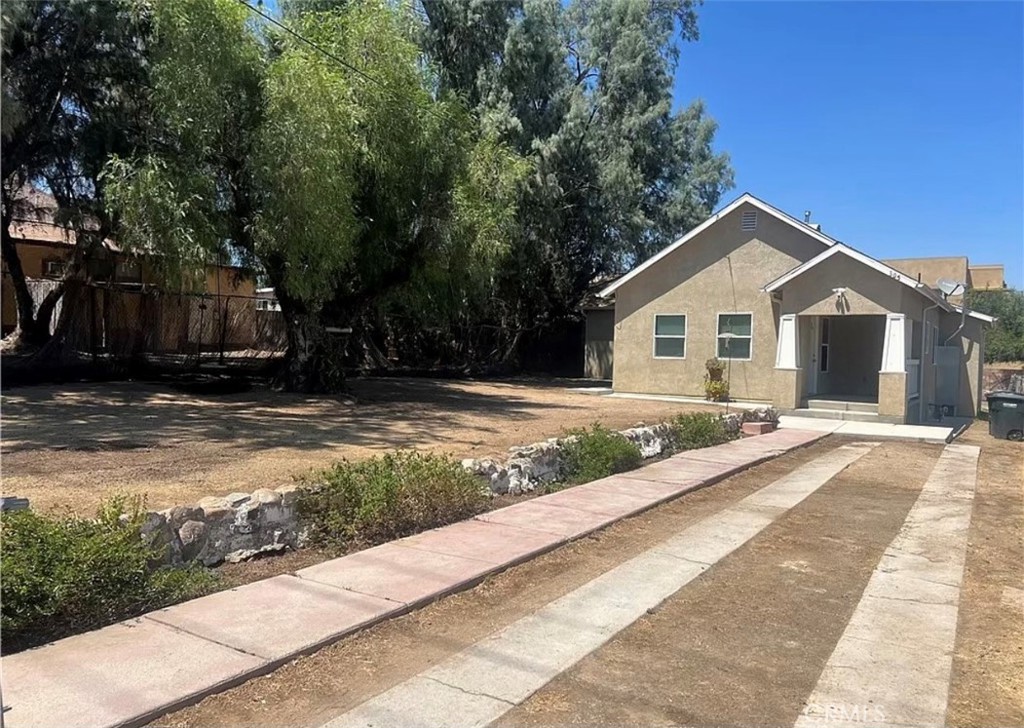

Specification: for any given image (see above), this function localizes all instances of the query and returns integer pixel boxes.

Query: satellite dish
[936,278,966,297]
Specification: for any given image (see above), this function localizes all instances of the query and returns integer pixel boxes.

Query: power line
[234,0,388,90]
[234,0,457,124]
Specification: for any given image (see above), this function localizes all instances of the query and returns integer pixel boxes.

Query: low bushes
[298,451,489,550]
[1,496,215,654]
[670,411,736,450]
[560,424,643,484]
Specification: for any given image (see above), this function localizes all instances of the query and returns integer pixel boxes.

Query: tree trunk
[30,279,83,364]
[277,310,346,393]
[1,212,45,347]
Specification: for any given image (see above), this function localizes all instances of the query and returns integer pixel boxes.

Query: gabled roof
[598,193,838,298]
[762,243,953,311]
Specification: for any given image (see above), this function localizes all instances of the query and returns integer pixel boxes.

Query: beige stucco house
[595,193,996,424]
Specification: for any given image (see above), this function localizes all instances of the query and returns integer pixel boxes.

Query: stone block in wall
[197,496,233,521]
[177,520,208,563]
[276,483,302,506]
[140,511,181,568]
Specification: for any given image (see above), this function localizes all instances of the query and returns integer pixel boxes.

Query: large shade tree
[105,0,525,391]
[419,0,734,359]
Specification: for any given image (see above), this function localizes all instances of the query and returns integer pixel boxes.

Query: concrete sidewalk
[777,415,954,442]
[0,428,826,728]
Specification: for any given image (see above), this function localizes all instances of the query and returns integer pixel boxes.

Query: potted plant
[705,357,725,382]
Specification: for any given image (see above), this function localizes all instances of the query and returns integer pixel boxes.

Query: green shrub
[671,412,735,451]
[298,451,488,550]
[0,496,215,654]
[704,378,730,401]
[560,424,643,484]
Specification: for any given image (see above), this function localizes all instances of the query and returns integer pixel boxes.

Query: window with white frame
[717,313,752,359]
[653,314,686,358]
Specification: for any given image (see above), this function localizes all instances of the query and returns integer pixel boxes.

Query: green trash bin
[986,392,1024,441]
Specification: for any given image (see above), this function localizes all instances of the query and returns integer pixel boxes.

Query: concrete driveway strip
[321,443,875,728]
[795,443,980,728]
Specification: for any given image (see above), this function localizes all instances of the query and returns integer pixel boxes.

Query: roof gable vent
[741,210,757,231]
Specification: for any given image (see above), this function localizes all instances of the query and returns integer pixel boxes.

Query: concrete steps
[787,406,903,425]
[803,397,879,414]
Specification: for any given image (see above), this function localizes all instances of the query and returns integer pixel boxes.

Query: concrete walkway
[0,428,825,728]
[778,415,954,442]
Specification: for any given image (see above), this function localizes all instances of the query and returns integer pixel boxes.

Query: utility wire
[234,0,389,90]
[234,0,456,123]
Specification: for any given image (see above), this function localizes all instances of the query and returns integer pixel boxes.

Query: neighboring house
[1,189,256,338]
[882,256,1006,299]
[596,193,997,424]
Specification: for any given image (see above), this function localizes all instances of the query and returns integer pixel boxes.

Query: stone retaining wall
[144,407,778,567]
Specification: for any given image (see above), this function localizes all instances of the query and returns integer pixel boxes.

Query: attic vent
[741,210,757,231]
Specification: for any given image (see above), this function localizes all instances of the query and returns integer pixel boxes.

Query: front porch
[774,313,918,424]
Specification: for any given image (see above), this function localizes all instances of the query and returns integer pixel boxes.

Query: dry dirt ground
[148,433,1023,728]
[1,377,713,514]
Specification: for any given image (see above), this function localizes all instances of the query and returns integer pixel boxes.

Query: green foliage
[670,412,735,451]
[104,0,527,389]
[0,496,215,653]
[560,423,643,484]
[297,452,488,549]
[412,0,734,367]
[966,289,1024,362]
[704,378,729,402]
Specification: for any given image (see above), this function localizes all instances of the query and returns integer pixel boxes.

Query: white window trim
[717,312,754,361]
[652,313,687,359]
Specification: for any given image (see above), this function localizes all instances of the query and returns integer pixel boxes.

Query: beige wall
[779,255,910,317]
[584,308,614,380]
[612,201,824,400]
[883,256,968,289]
[968,264,1005,290]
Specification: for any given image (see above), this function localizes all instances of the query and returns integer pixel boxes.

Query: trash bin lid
[987,391,1024,403]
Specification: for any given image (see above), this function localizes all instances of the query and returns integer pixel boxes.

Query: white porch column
[775,314,799,369]
[880,313,907,373]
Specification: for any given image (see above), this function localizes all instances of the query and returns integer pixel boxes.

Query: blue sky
[676,1,1024,288]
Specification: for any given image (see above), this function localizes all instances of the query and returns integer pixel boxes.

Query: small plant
[298,451,488,550]
[671,412,735,451]
[560,423,642,484]
[0,495,216,654]
[704,378,730,401]
[704,357,725,381]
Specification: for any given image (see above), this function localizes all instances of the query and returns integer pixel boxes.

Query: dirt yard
[1,378,714,514]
